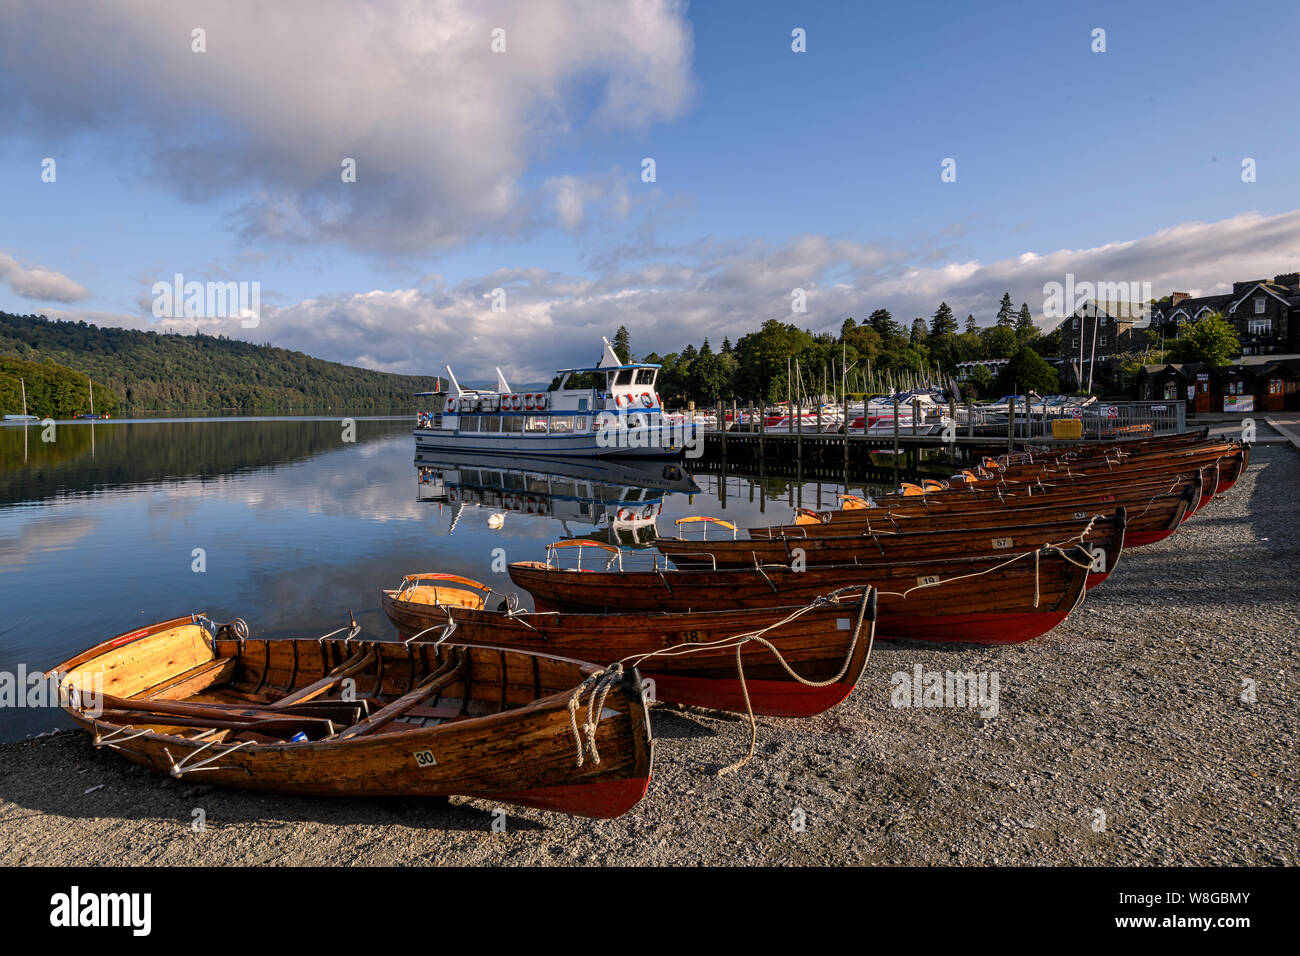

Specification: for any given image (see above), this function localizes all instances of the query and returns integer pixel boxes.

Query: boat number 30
[412,750,438,767]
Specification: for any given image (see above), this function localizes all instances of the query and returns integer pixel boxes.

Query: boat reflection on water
[415,451,700,546]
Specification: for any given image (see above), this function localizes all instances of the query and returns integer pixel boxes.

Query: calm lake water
[0,416,891,741]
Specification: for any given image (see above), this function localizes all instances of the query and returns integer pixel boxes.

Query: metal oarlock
[164,739,253,777]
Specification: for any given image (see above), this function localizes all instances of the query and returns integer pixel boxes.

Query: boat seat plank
[141,658,237,701]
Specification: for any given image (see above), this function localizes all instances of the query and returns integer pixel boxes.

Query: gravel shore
[2,445,1296,866]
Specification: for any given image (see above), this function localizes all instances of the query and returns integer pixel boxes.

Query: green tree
[612,325,632,363]
[980,324,1017,359]
[732,320,816,401]
[966,364,994,399]
[867,308,904,344]
[1166,313,1242,367]
[992,345,1060,396]
[1015,303,1037,344]
[930,301,958,338]
[995,292,1015,328]
[909,317,928,344]
[964,313,977,333]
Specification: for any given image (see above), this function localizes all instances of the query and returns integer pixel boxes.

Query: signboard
[1104,405,1119,419]
[1224,395,1254,412]
[1151,405,1167,412]
[1187,385,1196,400]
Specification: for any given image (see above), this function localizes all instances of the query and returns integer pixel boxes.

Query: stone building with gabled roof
[1150,273,1300,355]
[1056,299,1152,390]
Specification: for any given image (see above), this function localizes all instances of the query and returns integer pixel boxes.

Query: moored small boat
[49,615,654,818]
[509,542,1096,645]
[381,573,877,718]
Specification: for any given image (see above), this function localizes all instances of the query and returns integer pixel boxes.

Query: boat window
[550,416,574,433]
[502,415,523,432]
[577,398,588,411]
[615,369,634,386]
[524,416,548,433]
[459,416,479,432]
[635,368,656,385]
[481,416,502,433]
[573,416,588,432]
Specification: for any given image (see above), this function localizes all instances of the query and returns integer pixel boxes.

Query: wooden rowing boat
[947,442,1245,498]
[381,574,877,718]
[656,513,1124,582]
[49,616,653,818]
[509,543,1095,644]
[774,474,1198,548]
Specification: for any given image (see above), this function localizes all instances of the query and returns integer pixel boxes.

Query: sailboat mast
[20,377,27,416]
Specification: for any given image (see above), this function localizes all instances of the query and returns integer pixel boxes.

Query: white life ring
[640,392,653,407]
[446,397,456,413]
[509,394,520,410]
[537,392,548,409]
[617,507,633,521]
[521,394,532,410]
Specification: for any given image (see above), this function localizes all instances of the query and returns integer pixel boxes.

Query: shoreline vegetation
[0,312,439,417]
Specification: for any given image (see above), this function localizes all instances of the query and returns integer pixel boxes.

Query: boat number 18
[413,750,438,767]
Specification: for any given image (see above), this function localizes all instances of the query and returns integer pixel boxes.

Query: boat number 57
[413,750,438,767]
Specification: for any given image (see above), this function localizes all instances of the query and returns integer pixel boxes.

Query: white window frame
[1255,297,1266,314]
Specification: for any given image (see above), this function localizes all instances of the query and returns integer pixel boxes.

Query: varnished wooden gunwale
[657,514,1123,570]
[758,484,1191,542]
[382,592,874,687]
[941,445,1242,493]
[49,623,654,818]
[509,544,1094,628]
[794,469,1205,527]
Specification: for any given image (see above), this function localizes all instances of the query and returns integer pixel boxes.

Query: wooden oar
[97,709,334,737]
[269,647,377,709]
[336,654,468,740]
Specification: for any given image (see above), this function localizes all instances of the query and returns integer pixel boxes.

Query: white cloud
[0,0,695,254]
[35,208,1300,383]
[0,253,91,303]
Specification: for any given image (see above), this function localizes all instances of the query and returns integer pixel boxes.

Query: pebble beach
[1,444,1296,866]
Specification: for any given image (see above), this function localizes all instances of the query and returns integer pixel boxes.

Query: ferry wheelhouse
[415,339,688,458]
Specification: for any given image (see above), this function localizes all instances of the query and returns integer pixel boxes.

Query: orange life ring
[640,392,653,407]
[446,397,456,413]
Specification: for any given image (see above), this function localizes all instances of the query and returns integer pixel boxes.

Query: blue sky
[2,0,1299,381]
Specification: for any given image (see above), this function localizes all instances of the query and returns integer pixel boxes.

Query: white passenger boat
[414,339,691,458]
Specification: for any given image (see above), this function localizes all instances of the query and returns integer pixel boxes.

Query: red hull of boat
[487,775,652,819]
[1124,526,1179,547]
[645,671,855,718]
[875,608,1072,645]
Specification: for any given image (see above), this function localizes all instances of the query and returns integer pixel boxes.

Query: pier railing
[687,399,1185,442]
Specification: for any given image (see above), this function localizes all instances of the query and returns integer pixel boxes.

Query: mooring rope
[612,587,874,776]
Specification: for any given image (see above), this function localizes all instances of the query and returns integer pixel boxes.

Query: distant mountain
[0,312,439,413]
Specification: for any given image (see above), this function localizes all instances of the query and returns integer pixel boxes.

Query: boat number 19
[412,750,438,767]
[916,575,940,586]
